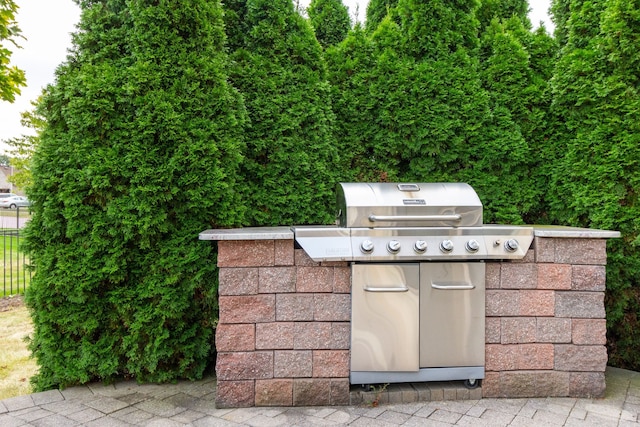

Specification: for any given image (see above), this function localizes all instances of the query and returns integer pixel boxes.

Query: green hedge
[25,0,245,390]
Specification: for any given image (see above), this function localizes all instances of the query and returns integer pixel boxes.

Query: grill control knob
[414,240,428,253]
[465,239,480,253]
[360,240,374,254]
[440,239,454,253]
[504,239,519,252]
[387,240,401,254]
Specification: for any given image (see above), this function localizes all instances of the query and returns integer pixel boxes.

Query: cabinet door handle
[364,286,409,292]
[431,283,475,290]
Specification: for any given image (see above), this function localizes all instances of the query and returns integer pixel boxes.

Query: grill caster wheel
[464,379,480,389]
[362,384,373,392]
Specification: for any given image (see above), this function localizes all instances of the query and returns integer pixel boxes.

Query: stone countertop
[199,226,294,240]
[199,225,621,241]
[531,225,620,239]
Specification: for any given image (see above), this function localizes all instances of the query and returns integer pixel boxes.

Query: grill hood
[337,183,483,228]
[293,182,533,262]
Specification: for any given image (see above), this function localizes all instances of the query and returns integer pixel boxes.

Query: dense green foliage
[307,0,351,48]
[549,0,640,369]
[0,0,25,102]
[227,0,339,226]
[23,0,640,388]
[25,0,245,390]
[328,0,537,223]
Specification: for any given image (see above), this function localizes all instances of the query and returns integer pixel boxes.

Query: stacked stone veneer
[483,236,608,399]
[214,235,610,407]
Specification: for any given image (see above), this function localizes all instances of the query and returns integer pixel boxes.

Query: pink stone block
[274,350,312,378]
[295,249,319,266]
[537,264,572,290]
[333,267,351,294]
[555,292,605,319]
[218,240,275,267]
[572,265,606,291]
[275,294,314,321]
[255,322,294,349]
[312,350,349,378]
[555,239,607,265]
[294,322,332,349]
[501,263,537,289]
[216,324,255,352]
[481,372,501,398]
[517,344,554,370]
[485,344,518,371]
[297,267,334,293]
[536,318,571,343]
[536,371,570,397]
[534,237,556,263]
[501,318,536,344]
[572,319,607,345]
[294,379,331,406]
[485,263,501,289]
[275,239,294,266]
[497,371,538,398]
[485,317,501,344]
[519,290,555,316]
[520,290,555,316]
[331,379,351,405]
[219,295,275,323]
[255,379,293,406]
[216,380,254,408]
[259,267,296,293]
[218,268,259,295]
[485,290,520,316]
[570,372,606,398]
[314,294,351,321]
[331,323,351,349]
[217,351,274,380]
[554,345,608,372]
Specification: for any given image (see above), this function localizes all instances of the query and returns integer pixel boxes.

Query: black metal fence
[1,207,31,297]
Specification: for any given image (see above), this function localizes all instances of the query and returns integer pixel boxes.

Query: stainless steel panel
[292,226,352,261]
[293,225,533,261]
[420,263,485,368]
[351,263,420,372]
[347,226,534,262]
[337,183,483,228]
[351,366,484,385]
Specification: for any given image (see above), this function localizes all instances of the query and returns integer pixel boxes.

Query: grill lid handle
[368,214,462,223]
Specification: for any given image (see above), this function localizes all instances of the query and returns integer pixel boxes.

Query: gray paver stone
[134,398,186,418]
[2,394,34,412]
[85,396,130,414]
[32,390,64,406]
[30,413,80,427]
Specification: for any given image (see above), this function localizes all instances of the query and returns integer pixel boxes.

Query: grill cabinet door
[419,262,485,368]
[351,263,420,372]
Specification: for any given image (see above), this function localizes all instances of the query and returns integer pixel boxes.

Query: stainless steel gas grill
[293,183,534,388]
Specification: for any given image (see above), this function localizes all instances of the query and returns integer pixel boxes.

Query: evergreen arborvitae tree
[477,15,559,221]
[227,0,339,226]
[365,0,398,32]
[307,0,351,48]
[550,0,640,370]
[222,0,250,52]
[24,0,245,391]
[325,24,382,181]
[476,0,530,29]
[551,0,572,46]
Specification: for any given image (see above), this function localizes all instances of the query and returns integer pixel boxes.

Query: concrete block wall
[215,239,351,408]
[483,237,608,398]
[214,235,610,407]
